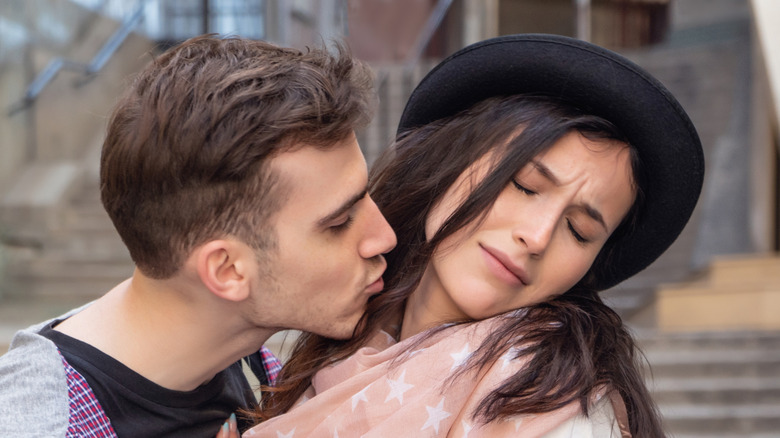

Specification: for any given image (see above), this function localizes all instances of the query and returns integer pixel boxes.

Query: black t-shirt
[40,322,267,437]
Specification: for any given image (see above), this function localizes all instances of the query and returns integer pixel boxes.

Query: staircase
[0,141,133,352]
[632,254,780,437]
[0,1,153,352]
[639,329,780,438]
[3,161,133,302]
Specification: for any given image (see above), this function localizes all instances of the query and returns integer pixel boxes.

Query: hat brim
[397,34,704,290]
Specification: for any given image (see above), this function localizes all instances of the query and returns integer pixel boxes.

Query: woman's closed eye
[512,179,536,196]
[566,219,589,243]
[513,178,591,244]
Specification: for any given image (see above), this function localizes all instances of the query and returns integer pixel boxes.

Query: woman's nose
[512,214,556,257]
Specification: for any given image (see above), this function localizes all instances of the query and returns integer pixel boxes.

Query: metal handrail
[8,2,145,116]
[404,0,453,71]
[372,0,452,95]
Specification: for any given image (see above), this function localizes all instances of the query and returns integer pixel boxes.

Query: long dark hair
[256,95,663,437]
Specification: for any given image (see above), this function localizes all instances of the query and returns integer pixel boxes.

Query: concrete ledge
[0,161,81,242]
[1,162,79,207]
[656,253,780,331]
[658,286,780,331]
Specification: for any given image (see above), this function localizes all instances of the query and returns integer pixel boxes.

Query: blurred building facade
[1,0,779,435]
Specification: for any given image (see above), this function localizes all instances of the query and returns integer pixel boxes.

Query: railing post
[575,0,592,42]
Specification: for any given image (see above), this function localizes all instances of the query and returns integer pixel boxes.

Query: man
[0,35,396,437]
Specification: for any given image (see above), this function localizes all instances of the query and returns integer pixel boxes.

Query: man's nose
[358,196,397,259]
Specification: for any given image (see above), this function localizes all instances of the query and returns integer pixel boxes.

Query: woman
[231,34,704,437]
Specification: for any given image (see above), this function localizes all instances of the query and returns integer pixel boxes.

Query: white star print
[277,428,295,438]
[333,428,339,438]
[461,419,473,437]
[501,346,522,370]
[421,398,451,433]
[352,385,369,412]
[514,416,524,431]
[408,347,428,358]
[384,369,414,404]
[513,415,535,431]
[295,394,310,407]
[450,343,471,371]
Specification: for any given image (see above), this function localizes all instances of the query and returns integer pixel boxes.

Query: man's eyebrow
[531,160,608,231]
[316,189,367,227]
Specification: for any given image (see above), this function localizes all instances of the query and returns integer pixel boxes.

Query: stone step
[672,434,780,438]
[5,275,128,302]
[661,403,780,435]
[635,329,780,436]
[655,254,780,327]
[58,205,116,233]
[4,251,133,300]
[8,247,132,271]
[658,279,780,298]
[641,341,780,356]
[705,255,780,285]
[649,360,780,380]
[637,329,780,350]
[9,252,134,278]
[31,229,130,260]
[42,238,130,261]
[0,295,94,354]
[651,376,780,404]
[642,345,780,379]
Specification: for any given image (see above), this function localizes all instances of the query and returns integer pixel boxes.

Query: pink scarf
[244,317,631,437]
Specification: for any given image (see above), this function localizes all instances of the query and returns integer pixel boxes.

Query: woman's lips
[480,244,529,286]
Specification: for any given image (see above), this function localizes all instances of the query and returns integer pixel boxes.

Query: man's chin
[325,328,356,341]
[319,320,360,341]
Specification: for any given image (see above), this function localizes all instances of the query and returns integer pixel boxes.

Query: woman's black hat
[398,34,705,291]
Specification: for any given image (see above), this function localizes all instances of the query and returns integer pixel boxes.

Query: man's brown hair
[100,35,374,278]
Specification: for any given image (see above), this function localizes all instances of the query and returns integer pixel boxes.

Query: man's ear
[195,240,252,302]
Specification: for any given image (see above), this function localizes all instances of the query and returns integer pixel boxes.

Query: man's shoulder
[2,314,67,373]
[4,302,90,355]
[0,306,91,437]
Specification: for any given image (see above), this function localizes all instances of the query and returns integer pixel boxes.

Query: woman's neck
[399,267,462,340]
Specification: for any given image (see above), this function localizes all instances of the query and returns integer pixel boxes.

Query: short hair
[101,35,375,278]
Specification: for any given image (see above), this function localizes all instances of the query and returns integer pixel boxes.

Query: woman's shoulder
[540,392,630,438]
[449,389,630,438]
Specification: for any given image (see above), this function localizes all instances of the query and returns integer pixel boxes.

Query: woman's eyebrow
[531,160,607,231]
[531,159,560,185]
[583,204,607,232]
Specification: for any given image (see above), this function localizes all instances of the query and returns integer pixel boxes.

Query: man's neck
[54,273,275,391]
